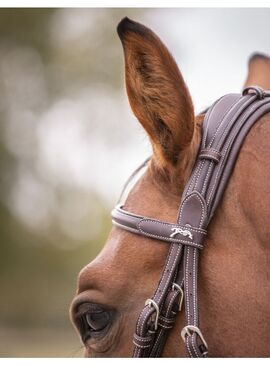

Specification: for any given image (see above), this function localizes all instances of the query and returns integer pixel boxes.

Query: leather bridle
[111,86,270,357]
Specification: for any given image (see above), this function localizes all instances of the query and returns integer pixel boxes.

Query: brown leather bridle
[111,86,270,357]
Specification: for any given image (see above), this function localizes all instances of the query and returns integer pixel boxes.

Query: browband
[112,205,207,249]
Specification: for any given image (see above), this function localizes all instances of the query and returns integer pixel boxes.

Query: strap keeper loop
[242,85,266,100]
[199,148,221,163]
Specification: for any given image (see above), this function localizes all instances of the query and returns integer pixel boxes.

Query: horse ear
[244,53,270,90]
[117,17,195,170]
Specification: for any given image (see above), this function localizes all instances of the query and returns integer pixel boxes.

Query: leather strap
[112,205,207,249]
[111,86,270,357]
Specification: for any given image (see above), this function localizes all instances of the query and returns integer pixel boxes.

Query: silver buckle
[181,325,208,350]
[145,299,160,331]
[172,283,184,312]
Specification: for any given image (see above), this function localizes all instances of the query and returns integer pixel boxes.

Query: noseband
[111,86,270,357]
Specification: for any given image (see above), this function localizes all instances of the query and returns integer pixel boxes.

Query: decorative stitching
[151,330,163,356]
[214,95,256,150]
[191,333,200,358]
[193,248,198,326]
[186,336,193,358]
[199,153,220,161]
[133,334,152,343]
[132,342,151,349]
[202,94,226,147]
[208,95,246,147]
[158,324,173,329]
[194,159,206,191]
[185,247,190,322]
[138,306,153,336]
[155,244,182,302]
[187,160,203,195]
[137,230,203,249]
[137,244,182,338]
[201,161,214,196]
[207,100,266,206]
[138,219,207,234]
[166,291,179,316]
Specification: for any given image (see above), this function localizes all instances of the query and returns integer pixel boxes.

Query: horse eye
[75,303,113,342]
[85,311,110,332]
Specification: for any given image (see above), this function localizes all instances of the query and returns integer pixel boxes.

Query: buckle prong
[172,283,184,312]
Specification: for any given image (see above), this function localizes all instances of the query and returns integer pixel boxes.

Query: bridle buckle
[181,325,208,351]
[145,299,160,331]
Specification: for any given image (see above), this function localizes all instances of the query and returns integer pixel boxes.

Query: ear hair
[117,17,195,174]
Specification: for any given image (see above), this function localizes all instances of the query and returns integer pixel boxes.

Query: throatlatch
[111,86,270,357]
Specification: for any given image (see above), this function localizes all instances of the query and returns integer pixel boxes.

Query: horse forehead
[77,227,168,295]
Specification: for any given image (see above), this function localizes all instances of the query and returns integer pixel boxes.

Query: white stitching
[158,324,173,329]
[185,247,190,322]
[193,249,197,326]
[138,307,152,336]
[201,147,221,153]
[198,97,249,196]
[208,95,246,147]
[132,343,151,349]
[155,244,182,303]
[214,95,256,149]
[202,95,225,147]
[139,219,207,234]
[151,330,163,356]
[194,160,206,191]
[192,333,200,358]
[166,291,179,316]
[187,160,203,195]
[133,335,152,342]
[186,336,193,357]
[201,161,214,195]
[207,100,264,206]
[137,244,182,336]
[199,153,220,160]
[138,231,203,249]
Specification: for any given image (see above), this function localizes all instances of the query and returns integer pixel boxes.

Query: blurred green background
[0,7,269,357]
[0,8,147,357]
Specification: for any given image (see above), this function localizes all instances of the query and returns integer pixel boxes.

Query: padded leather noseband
[111,86,270,357]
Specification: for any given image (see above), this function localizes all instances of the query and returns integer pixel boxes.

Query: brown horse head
[70,18,270,357]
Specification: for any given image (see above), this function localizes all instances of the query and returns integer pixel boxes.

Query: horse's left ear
[117,17,195,171]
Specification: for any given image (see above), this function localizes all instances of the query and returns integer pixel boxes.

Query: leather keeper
[158,315,176,329]
[199,148,222,163]
[133,334,152,348]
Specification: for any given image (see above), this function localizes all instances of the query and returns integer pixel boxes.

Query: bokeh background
[0,8,269,357]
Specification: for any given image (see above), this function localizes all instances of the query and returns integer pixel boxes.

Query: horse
[70,17,270,357]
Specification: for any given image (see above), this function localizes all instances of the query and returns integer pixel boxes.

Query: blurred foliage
[0,8,145,357]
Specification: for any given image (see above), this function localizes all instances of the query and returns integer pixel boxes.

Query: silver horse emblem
[170,227,193,240]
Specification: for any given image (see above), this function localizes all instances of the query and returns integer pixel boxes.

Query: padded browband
[112,205,207,249]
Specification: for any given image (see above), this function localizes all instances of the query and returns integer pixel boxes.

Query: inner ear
[117,17,195,171]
